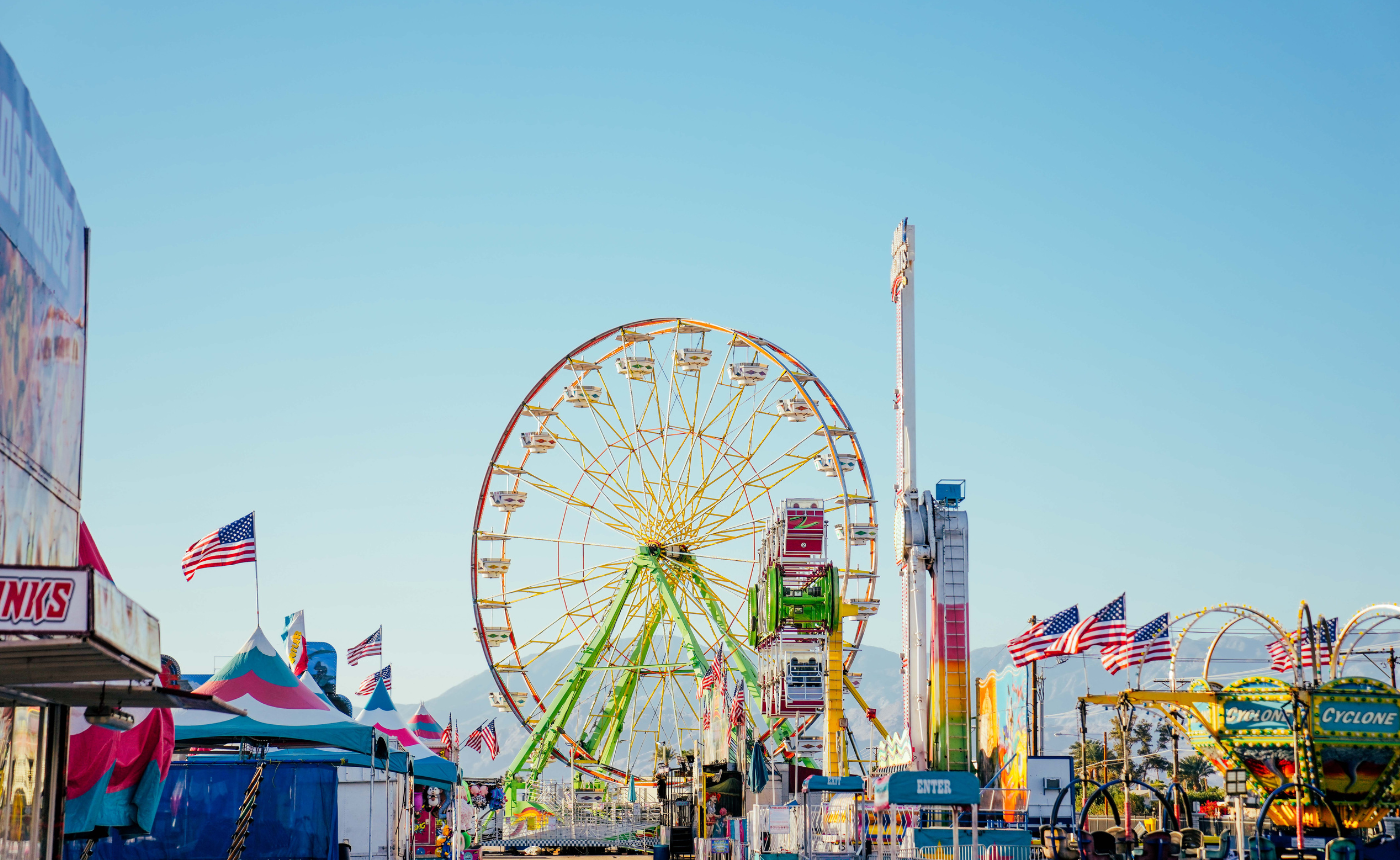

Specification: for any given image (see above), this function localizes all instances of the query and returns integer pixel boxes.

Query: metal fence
[915,846,1038,860]
[1080,815,1256,838]
[486,780,662,845]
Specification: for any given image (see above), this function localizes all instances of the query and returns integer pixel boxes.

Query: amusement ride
[466,222,1400,860]
[468,318,885,797]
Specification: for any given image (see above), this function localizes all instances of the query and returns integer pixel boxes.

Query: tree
[1156,721,1177,753]
[1068,739,1106,780]
[1140,752,1170,780]
[1176,755,1214,791]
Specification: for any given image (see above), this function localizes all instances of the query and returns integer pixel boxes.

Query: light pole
[1225,769,1249,860]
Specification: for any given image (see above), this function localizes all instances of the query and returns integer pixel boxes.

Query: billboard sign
[0,41,89,565]
[307,641,337,694]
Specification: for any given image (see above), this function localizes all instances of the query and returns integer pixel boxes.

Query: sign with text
[0,566,88,633]
[1222,699,1292,732]
[873,770,982,809]
[1315,700,1400,734]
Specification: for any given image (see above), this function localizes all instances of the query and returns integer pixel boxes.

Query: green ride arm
[503,551,652,786]
[685,570,773,737]
[647,558,711,678]
[579,603,663,764]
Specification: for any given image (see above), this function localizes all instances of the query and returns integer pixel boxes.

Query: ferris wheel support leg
[502,551,651,804]
[647,562,712,679]
[580,604,664,764]
[684,570,772,735]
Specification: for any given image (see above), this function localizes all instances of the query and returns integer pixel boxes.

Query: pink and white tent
[356,679,457,786]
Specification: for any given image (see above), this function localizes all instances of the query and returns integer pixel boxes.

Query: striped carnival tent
[298,671,339,708]
[64,521,178,838]
[65,708,174,837]
[174,628,375,754]
[356,680,458,787]
[407,704,445,750]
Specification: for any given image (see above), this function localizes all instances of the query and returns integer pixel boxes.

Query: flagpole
[252,511,261,626]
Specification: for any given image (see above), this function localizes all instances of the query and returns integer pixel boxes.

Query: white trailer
[337,765,414,860]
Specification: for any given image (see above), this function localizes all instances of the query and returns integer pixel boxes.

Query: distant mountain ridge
[413,635,1390,776]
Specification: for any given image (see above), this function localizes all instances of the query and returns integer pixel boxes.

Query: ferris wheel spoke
[546,418,653,523]
[503,559,631,603]
[592,372,672,524]
[689,410,788,508]
[672,342,738,495]
[512,473,638,536]
[693,442,820,530]
[675,559,748,642]
[679,420,786,529]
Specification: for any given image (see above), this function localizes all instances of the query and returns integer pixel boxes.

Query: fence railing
[1080,815,1257,838]
[914,846,1038,860]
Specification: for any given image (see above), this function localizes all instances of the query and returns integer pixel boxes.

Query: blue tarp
[65,761,338,860]
[191,748,412,775]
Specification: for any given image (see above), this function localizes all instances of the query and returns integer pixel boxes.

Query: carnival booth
[869,772,1031,860]
[405,704,458,858]
[355,683,459,789]
[71,627,415,860]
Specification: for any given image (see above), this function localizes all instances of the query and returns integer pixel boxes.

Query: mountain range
[403,635,1389,777]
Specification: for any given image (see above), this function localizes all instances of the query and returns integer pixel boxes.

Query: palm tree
[1176,756,1214,791]
[1068,739,1106,781]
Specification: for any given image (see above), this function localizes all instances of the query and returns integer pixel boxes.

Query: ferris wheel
[470,319,878,785]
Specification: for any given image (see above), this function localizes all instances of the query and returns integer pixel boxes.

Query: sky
[0,2,1395,705]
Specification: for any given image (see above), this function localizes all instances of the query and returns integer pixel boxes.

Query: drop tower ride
[891,220,973,773]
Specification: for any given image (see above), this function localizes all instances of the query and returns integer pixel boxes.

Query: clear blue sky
[2,2,1395,704]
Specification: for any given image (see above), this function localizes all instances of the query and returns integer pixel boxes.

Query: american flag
[181,513,257,581]
[1008,606,1079,667]
[466,720,498,759]
[1100,614,1172,675]
[1046,594,1129,657]
[1304,618,1337,666]
[347,627,383,666]
[357,664,391,695]
[699,646,725,694]
[731,683,746,727]
[1269,618,1336,672]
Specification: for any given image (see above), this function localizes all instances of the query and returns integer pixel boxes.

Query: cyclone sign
[1223,699,1292,731]
[1316,701,1400,734]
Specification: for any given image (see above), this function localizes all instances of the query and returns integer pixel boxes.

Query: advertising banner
[0,42,89,566]
[976,664,1028,819]
[307,641,337,694]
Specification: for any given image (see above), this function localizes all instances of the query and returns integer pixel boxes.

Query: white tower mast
[891,219,930,769]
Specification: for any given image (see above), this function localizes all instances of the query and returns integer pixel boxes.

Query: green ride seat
[1325,839,1357,860]
[1248,837,1279,860]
